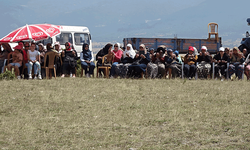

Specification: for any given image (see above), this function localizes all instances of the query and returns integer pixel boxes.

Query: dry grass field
[0,78,250,149]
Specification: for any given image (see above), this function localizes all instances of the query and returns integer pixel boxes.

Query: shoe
[38,75,42,80]
[29,74,32,79]
[61,74,65,78]
[17,76,21,80]
[110,76,114,79]
[189,77,192,80]
[34,75,37,79]
[85,73,90,78]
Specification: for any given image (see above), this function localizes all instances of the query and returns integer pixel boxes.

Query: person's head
[24,42,30,51]
[126,44,133,51]
[201,46,207,53]
[139,44,147,54]
[13,45,22,53]
[46,43,53,50]
[243,48,247,54]
[174,50,179,57]
[65,42,71,50]
[54,42,61,51]
[2,43,12,52]
[167,49,173,56]
[82,43,89,51]
[188,46,194,54]
[225,47,230,54]
[157,47,165,55]
[114,43,121,51]
[233,47,239,55]
[18,42,24,50]
[219,47,225,55]
[30,42,36,51]
[38,43,44,51]
[149,48,155,54]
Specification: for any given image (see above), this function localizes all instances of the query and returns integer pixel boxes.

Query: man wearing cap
[213,47,229,80]
[197,46,212,79]
[184,46,198,79]
[6,45,23,79]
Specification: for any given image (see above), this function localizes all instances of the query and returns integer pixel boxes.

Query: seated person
[27,43,42,79]
[196,46,212,79]
[110,43,123,78]
[80,43,95,78]
[96,43,113,77]
[6,45,23,79]
[213,47,229,80]
[115,44,136,78]
[228,47,244,80]
[165,49,181,78]
[128,44,150,78]
[153,47,165,78]
[0,43,12,73]
[61,42,77,78]
[183,46,198,80]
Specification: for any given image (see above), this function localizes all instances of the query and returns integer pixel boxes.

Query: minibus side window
[74,33,89,45]
[56,33,73,45]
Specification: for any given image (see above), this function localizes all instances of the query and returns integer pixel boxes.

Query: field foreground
[0,78,250,149]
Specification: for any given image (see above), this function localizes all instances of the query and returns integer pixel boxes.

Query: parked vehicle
[123,37,222,54]
[39,25,92,57]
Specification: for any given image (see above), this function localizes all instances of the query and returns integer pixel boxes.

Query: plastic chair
[96,54,113,78]
[81,66,95,77]
[208,22,219,41]
[43,51,58,79]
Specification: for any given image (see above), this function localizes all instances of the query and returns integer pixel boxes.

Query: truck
[123,37,222,54]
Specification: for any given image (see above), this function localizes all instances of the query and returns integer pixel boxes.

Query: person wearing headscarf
[0,43,12,73]
[80,43,95,77]
[184,46,198,79]
[110,43,123,78]
[61,42,77,78]
[96,43,113,77]
[193,47,199,56]
[213,47,229,80]
[115,43,136,78]
[146,47,158,79]
[165,49,181,79]
[151,46,166,78]
[196,46,212,79]
[228,47,245,80]
[127,44,150,78]
[54,42,62,53]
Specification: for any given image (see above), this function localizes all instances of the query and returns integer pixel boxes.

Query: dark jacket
[197,54,211,63]
[133,53,150,65]
[213,53,229,66]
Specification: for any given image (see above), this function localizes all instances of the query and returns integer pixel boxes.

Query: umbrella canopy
[0,24,61,43]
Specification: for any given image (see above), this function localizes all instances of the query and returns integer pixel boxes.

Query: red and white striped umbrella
[0,24,61,43]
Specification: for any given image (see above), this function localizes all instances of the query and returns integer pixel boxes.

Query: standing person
[61,42,77,78]
[6,45,23,79]
[213,47,229,80]
[96,43,113,77]
[244,52,250,80]
[228,47,245,80]
[127,44,150,78]
[184,46,198,80]
[0,43,12,73]
[27,43,42,79]
[110,43,123,78]
[80,43,95,78]
[115,43,136,78]
[196,46,212,79]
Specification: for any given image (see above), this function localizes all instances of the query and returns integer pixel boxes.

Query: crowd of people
[0,41,249,81]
